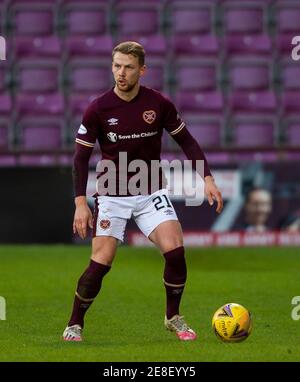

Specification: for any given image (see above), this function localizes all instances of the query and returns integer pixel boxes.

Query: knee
[161,238,184,255]
[91,247,113,266]
[91,237,117,266]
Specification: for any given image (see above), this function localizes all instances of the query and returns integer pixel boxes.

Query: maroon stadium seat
[223,34,272,58]
[21,120,62,150]
[62,1,108,36]
[9,1,56,36]
[222,1,266,35]
[167,117,222,150]
[15,93,64,116]
[170,35,219,58]
[14,58,60,93]
[231,119,275,147]
[64,35,113,59]
[227,58,271,90]
[168,1,215,35]
[115,2,162,36]
[228,90,277,113]
[275,1,300,35]
[66,58,112,93]
[228,88,278,148]
[13,36,62,58]
[183,114,222,148]
[189,124,221,148]
[175,60,218,91]
[175,90,224,114]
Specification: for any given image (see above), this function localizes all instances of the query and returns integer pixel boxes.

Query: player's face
[112,52,146,93]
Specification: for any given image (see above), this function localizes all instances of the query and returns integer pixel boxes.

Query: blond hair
[112,41,145,66]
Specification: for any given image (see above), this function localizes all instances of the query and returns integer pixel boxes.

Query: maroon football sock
[163,246,187,320]
[68,259,111,328]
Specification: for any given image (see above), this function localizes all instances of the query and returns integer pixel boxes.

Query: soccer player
[63,41,223,342]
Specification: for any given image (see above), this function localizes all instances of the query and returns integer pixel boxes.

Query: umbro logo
[108,118,118,126]
[164,209,174,216]
[172,289,183,295]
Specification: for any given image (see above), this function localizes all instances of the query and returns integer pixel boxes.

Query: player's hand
[204,176,223,214]
[73,197,93,239]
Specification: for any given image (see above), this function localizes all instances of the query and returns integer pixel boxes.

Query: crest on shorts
[143,110,156,124]
[100,219,111,229]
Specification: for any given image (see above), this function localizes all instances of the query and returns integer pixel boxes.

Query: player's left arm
[163,98,223,213]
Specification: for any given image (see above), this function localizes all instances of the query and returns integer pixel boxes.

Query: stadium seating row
[1,54,300,93]
[1,0,300,156]
[0,90,300,151]
[1,0,300,37]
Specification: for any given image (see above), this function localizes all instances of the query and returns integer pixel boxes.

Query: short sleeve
[162,97,186,136]
[75,101,99,148]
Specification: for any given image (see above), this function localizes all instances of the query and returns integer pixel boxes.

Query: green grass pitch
[0,245,299,362]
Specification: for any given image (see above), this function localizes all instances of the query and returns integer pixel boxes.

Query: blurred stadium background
[0,0,300,244]
[1,0,300,363]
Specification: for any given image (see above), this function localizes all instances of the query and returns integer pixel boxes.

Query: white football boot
[62,324,82,342]
[165,315,197,341]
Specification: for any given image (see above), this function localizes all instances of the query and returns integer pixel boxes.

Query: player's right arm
[73,103,98,239]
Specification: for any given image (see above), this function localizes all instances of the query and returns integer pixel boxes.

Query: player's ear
[140,65,146,77]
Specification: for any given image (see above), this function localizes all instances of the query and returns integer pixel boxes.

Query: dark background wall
[0,167,74,243]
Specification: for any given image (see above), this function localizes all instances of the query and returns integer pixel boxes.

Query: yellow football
[212,303,252,342]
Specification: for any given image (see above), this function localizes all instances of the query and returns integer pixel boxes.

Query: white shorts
[93,189,178,242]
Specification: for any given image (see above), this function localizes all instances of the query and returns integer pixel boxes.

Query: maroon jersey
[74,86,211,196]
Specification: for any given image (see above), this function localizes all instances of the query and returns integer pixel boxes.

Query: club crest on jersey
[143,110,156,124]
[100,219,111,229]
